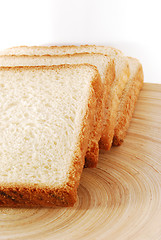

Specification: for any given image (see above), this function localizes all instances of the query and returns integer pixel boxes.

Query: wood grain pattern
[0,83,161,240]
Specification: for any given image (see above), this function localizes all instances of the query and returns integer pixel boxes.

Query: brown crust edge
[0,63,98,72]
[1,45,122,54]
[0,65,98,207]
[85,60,114,168]
[84,71,103,168]
[0,52,111,59]
[113,61,144,146]
[99,60,130,150]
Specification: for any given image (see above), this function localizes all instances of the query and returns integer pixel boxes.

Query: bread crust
[85,59,115,167]
[0,52,113,59]
[0,63,96,72]
[0,45,123,55]
[113,58,144,145]
[99,61,130,150]
[84,71,103,168]
[0,65,99,207]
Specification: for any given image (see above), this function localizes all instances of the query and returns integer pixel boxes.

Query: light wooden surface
[0,83,161,240]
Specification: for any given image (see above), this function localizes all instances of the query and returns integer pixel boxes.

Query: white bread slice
[113,57,144,145]
[0,45,129,150]
[0,64,100,207]
[0,53,114,168]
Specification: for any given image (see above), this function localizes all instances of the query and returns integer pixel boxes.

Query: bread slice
[0,45,129,150]
[0,64,100,207]
[0,53,113,167]
[113,57,144,145]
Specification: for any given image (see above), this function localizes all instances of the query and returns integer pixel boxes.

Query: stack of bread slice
[0,45,144,207]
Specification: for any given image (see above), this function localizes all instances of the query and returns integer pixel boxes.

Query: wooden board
[0,83,161,240]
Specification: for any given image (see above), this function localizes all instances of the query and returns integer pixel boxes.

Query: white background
[0,0,161,83]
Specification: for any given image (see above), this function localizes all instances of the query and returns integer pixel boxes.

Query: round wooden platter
[0,83,161,240]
